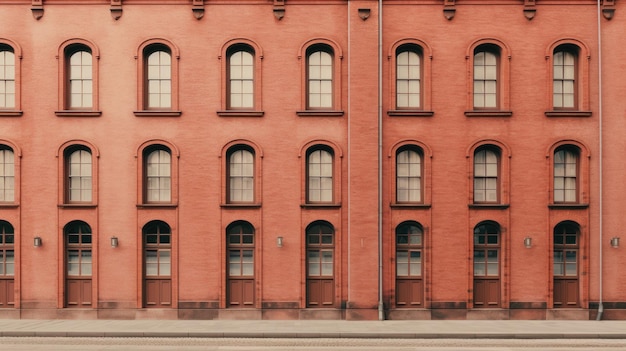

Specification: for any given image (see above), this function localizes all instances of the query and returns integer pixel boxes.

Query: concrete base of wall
[386,309,432,320]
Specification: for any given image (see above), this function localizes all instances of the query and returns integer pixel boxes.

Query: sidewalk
[0,319,625,339]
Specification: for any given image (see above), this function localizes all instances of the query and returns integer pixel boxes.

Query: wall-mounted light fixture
[523,237,532,249]
[111,236,119,248]
[358,8,371,20]
[276,236,283,248]
[34,236,42,247]
[611,237,620,248]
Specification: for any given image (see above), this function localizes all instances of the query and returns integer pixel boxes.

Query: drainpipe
[377,0,385,321]
[595,0,604,321]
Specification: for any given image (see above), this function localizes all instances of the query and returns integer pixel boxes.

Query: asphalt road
[1,337,625,350]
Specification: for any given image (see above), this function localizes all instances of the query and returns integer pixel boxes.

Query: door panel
[66,279,92,307]
[396,279,423,307]
[554,278,578,307]
[307,279,334,307]
[145,279,171,307]
[473,279,500,307]
[0,279,14,308]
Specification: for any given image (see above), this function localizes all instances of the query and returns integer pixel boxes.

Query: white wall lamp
[111,236,119,248]
[33,236,42,247]
[610,237,620,248]
[276,236,283,248]
[523,237,532,249]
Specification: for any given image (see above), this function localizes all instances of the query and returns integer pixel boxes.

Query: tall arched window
[396,45,421,109]
[307,46,333,109]
[306,147,333,203]
[226,221,255,307]
[473,147,500,203]
[68,48,93,109]
[227,147,254,203]
[146,48,171,109]
[0,45,15,109]
[473,45,499,109]
[396,147,423,203]
[65,221,92,308]
[553,146,579,203]
[65,147,92,203]
[0,220,14,308]
[306,221,335,307]
[143,220,171,308]
[0,146,14,202]
[395,221,423,307]
[144,147,171,203]
[553,46,577,109]
[473,221,500,307]
[228,46,254,109]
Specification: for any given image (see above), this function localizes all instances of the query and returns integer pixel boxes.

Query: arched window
[0,220,14,308]
[307,46,333,109]
[553,146,579,203]
[473,221,500,307]
[306,221,335,307]
[135,40,180,116]
[64,221,92,307]
[396,45,421,109]
[228,46,254,109]
[68,48,93,109]
[306,147,334,203]
[144,147,171,203]
[473,147,500,203]
[395,221,423,307]
[473,45,499,109]
[227,147,254,203]
[226,221,255,307]
[0,45,15,110]
[553,46,577,109]
[0,146,14,202]
[65,147,92,203]
[396,147,422,203]
[143,220,171,308]
[553,221,579,307]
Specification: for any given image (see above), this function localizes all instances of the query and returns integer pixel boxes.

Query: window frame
[0,144,16,204]
[548,141,589,207]
[467,140,510,207]
[57,140,99,207]
[388,39,433,116]
[218,40,264,117]
[0,39,22,117]
[301,141,343,206]
[297,39,343,116]
[134,39,181,117]
[0,220,14,278]
[465,39,511,117]
[545,39,591,117]
[56,39,100,117]
[137,140,179,207]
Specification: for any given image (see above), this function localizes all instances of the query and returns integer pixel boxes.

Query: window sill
[55,110,102,117]
[300,203,342,208]
[0,110,23,117]
[137,203,179,208]
[296,110,344,117]
[221,203,262,208]
[390,203,431,209]
[469,204,510,209]
[548,203,589,209]
[217,110,264,117]
[465,110,513,117]
[0,203,19,208]
[58,203,97,208]
[545,111,592,118]
[387,110,434,117]
[133,110,182,117]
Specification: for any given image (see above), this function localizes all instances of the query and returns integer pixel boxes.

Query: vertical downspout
[377,0,385,321]
[347,0,352,309]
[595,0,604,321]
